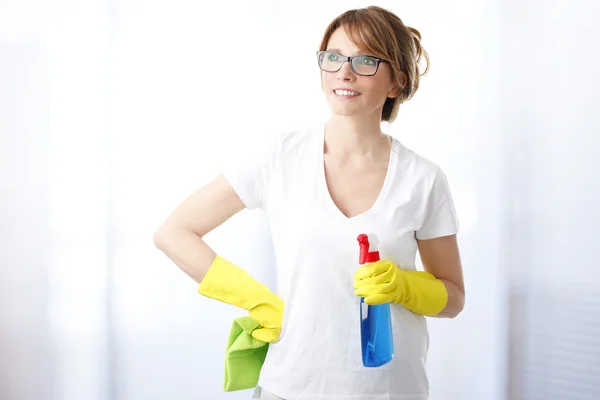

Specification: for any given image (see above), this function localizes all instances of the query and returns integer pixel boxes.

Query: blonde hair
[319,6,430,122]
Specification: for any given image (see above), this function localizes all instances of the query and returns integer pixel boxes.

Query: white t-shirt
[223,123,459,400]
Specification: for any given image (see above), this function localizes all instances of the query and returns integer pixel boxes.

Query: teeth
[335,90,360,96]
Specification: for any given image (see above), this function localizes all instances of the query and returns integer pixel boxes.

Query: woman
[154,6,465,400]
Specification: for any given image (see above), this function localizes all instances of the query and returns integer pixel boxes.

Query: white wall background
[1,0,598,399]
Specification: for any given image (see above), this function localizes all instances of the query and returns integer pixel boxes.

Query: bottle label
[361,300,369,320]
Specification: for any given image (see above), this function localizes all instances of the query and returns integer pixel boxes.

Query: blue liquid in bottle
[360,299,394,367]
[357,234,394,368]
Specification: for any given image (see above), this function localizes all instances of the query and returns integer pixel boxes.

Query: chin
[326,101,362,118]
[331,110,360,118]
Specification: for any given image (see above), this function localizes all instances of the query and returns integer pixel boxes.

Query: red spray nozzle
[357,233,380,264]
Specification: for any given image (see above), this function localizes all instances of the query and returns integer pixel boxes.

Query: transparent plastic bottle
[357,233,394,367]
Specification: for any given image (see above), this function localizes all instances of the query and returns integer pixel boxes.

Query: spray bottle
[357,233,394,367]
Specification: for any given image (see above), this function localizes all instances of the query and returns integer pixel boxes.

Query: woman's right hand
[198,254,284,343]
[250,297,284,343]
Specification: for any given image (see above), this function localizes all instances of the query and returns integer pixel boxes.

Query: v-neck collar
[316,123,398,223]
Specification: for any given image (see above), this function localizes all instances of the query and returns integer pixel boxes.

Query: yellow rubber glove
[198,255,284,343]
[353,260,448,316]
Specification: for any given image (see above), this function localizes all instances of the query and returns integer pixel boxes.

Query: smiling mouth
[333,89,361,97]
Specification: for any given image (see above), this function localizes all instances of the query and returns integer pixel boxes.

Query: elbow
[153,226,173,250]
[154,219,207,250]
[153,230,164,249]
[436,289,465,319]
[437,279,465,319]
[452,300,465,319]
[447,292,465,319]
[153,218,185,249]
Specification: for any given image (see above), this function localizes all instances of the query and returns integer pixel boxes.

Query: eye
[359,57,376,65]
[327,52,342,62]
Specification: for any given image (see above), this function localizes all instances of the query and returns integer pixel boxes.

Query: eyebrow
[325,48,369,56]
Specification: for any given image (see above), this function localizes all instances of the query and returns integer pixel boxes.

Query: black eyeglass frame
[316,50,391,76]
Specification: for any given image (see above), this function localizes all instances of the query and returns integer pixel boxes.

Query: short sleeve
[221,132,281,211]
[415,167,460,240]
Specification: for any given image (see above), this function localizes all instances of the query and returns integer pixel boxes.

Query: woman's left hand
[353,260,448,316]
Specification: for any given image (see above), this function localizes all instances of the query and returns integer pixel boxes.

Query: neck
[324,114,390,159]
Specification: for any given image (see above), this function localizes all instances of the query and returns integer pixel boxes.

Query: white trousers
[252,386,286,400]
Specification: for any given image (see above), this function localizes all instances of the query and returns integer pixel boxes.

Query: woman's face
[321,27,399,120]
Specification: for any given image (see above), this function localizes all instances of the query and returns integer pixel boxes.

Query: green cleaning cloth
[223,316,269,392]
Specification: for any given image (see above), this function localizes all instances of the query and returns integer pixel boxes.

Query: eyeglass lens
[318,51,378,76]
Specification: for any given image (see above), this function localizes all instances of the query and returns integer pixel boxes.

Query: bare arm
[153,173,245,284]
[417,234,465,318]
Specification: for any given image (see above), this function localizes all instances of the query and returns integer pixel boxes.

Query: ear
[388,72,407,98]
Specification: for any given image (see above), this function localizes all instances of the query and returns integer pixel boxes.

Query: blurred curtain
[503,0,600,398]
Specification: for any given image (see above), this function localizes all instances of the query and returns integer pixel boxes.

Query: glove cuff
[396,270,448,316]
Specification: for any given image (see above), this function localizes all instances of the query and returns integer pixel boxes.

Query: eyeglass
[316,50,391,76]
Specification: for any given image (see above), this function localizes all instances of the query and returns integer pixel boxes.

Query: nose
[336,61,356,82]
